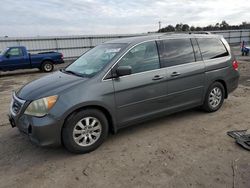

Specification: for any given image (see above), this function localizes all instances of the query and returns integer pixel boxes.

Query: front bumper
[9,93,63,146]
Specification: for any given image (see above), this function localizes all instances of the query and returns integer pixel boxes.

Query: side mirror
[5,54,10,58]
[116,66,132,77]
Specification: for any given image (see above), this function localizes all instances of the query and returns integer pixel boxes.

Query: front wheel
[41,61,54,72]
[202,82,225,112]
[62,109,109,154]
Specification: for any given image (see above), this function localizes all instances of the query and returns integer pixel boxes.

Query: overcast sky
[0,0,249,37]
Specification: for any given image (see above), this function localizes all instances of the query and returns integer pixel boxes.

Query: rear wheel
[202,82,225,112]
[62,109,109,154]
[41,61,54,72]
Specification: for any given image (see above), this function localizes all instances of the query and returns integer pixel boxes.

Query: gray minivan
[9,34,239,153]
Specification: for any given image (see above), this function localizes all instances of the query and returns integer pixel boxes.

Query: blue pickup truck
[0,46,64,72]
[241,41,250,56]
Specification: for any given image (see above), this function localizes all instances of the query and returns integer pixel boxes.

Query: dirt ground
[0,46,250,188]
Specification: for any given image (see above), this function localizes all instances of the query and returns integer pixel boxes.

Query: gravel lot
[0,46,250,188]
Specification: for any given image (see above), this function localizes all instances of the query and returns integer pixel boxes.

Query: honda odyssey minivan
[8,34,239,153]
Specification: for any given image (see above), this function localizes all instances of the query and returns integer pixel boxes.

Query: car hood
[17,71,88,100]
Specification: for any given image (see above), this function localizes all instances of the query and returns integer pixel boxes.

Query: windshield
[65,43,126,77]
[0,48,9,55]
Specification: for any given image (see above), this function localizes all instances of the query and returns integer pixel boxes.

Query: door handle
[152,75,164,80]
[171,72,181,77]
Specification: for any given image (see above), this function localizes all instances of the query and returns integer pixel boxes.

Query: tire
[62,109,109,154]
[202,82,225,112]
[41,61,54,72]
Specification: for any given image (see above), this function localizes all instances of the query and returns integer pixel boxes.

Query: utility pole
[158,21,161,31]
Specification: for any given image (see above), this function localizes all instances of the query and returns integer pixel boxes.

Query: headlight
[24,95,58,117]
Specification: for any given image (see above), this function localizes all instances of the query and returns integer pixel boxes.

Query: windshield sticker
[105,48,121,53]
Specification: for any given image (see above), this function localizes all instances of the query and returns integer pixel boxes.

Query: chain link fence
[0,30,249,60]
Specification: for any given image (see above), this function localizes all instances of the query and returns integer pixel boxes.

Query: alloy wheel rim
[44,64,52,71]
[73,117,102,147]
[209,87,222,108]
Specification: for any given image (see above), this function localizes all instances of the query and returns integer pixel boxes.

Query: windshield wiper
[61,69,84,77]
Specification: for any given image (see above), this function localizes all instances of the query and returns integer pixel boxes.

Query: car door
[2,47,28,70]
[157,38,205,110]
[112,41,168,127]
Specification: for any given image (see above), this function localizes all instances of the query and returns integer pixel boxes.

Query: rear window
[158,39,195,67]
[197,38,229,60]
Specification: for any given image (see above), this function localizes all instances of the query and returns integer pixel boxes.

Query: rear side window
[197,38,229,60]
[158,39,195,67]
[117,41,160,74]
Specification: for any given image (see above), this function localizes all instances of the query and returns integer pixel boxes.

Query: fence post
[249,30,250,43]
[55,38,59,52]
[240,30,242,43]
[89,37,93,48]
[16,39,21,46]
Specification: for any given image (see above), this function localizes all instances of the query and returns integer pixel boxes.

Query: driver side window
[118,41,160,74]
[7,48,23,57]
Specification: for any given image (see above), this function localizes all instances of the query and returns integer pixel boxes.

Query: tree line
[158,21,250,33]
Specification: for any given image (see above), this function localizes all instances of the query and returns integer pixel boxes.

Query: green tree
[182,24,190,31]
[175,23,183,31]
[157,20,250,33]
[190,26,195,31]
[220,20,229,30]
[166,25,175,32]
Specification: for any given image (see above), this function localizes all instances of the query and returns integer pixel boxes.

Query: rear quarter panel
[202,37,239,99]
[204,56,239,99]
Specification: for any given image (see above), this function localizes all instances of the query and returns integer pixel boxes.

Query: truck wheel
[202,82,225,112]
[62,109,109,154]
[41,61,54,72]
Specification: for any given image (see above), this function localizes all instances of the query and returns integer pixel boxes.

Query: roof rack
[162,31,212,35]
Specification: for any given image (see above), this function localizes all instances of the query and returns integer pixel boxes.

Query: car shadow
[109,108,206,139]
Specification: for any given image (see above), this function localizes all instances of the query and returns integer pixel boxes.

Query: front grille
[11,93,25,115]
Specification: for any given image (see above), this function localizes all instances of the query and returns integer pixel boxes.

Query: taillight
[61,54,64,59]
[232,60,238,71]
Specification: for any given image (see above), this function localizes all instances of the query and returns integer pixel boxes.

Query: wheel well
[41,59,53,66]
[63,105,115,134]
[215,80,228,98]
